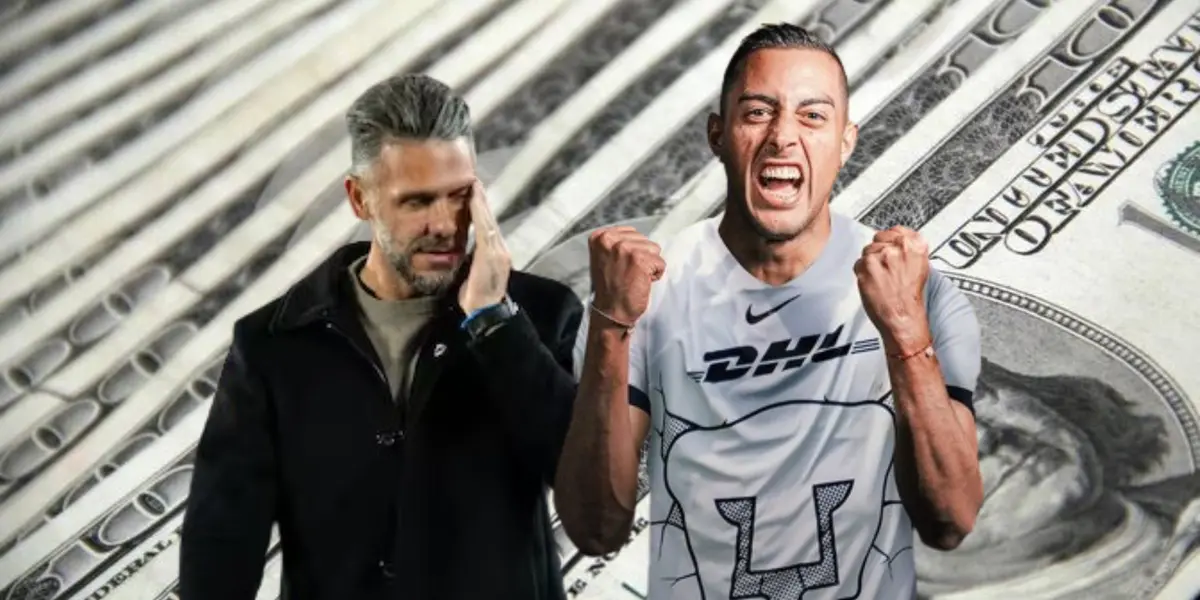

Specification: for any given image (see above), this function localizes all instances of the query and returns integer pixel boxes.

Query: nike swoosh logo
[745,293,802,325]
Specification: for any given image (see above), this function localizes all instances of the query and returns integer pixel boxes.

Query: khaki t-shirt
[349,256,438,403]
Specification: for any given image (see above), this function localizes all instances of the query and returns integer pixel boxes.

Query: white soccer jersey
[573,212,981,600]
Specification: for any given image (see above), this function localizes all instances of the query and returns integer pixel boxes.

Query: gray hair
[345,74,473,176]
[719,23,847,115]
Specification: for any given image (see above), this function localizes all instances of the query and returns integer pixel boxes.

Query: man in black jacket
[180,74,581,600]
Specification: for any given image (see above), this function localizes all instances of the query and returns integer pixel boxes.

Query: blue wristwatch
[461,296,519,339]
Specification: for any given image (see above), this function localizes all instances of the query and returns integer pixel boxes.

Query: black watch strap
[462,296,518,339]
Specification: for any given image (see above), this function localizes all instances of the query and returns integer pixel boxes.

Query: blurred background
[0,0,1198,598]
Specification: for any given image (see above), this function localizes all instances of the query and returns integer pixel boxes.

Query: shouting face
[709,48,857,241]
[346,137,475,296]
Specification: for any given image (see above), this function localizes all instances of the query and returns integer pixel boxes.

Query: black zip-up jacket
[180,242,581,599]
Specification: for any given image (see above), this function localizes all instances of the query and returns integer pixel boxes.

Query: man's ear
[840,121,859,167]
[345,174,370,221]
[707,112,724,159]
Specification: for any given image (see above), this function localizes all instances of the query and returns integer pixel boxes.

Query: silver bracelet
[589,302,635,336]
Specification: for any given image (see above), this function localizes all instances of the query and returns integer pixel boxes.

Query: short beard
[374,222,460,297]
[747,212,804,243]
[729,183,806,243]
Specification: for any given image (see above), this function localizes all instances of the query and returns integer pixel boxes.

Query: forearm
[467,311,577,481]
[554,324,641,555]
[887,343,983,549]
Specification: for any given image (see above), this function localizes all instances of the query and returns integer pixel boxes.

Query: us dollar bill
[925,7,1200,268]
[905,10,1200,599]
[856,0,1172,229]
[835,0,1070,195]
[0,442,276,600]
[472,0,676,159]
[0,233,283,530]
[0,452,193,600]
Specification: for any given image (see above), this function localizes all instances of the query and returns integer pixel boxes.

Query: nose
[766,113,802,155]
[426,197,459,237]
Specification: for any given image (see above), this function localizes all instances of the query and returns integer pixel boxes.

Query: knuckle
[594,227,618,241]
[588,229,608,247]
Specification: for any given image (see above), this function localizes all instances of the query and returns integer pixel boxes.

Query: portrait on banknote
[914,276,1200,599]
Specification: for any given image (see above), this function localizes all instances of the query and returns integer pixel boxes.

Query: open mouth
[755,164,804,205]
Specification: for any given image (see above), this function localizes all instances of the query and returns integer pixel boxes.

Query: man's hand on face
[458,181,512,314]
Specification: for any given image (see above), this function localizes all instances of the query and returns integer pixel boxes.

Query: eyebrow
[736,92,836,109]
[390,181,474,204]
[393,190,436,204]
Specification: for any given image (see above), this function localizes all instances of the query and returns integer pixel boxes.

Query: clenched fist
[854,226,931,353]
[588,226,665,327]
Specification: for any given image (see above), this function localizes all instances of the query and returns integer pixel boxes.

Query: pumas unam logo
[694,324,881,383]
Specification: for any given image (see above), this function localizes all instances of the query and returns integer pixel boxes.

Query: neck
[360,243,415,301]
[718,201,833,287]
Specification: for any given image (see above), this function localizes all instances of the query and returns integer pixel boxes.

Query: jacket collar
[268,242,467,333]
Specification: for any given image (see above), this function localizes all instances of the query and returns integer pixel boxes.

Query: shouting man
[181,74,580,600]
[555,24,984,599]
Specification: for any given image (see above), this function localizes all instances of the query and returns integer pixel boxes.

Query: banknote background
[0,0,1197,598]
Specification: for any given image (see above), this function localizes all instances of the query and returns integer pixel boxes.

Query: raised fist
[854,226,930,351]
[588,226,665,326]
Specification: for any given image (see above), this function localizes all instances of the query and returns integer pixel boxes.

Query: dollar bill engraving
[501,0,769,221]
[835,0,1061,194]
[473,0,678,157]
[861,0,1171,230]
[931,11,1199,269]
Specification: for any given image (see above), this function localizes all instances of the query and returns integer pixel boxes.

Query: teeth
[764,186,799,201]
[760,165,800,180]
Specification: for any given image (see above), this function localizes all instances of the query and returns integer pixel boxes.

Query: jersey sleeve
[924,269,982,413]
[572,295,651,414]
